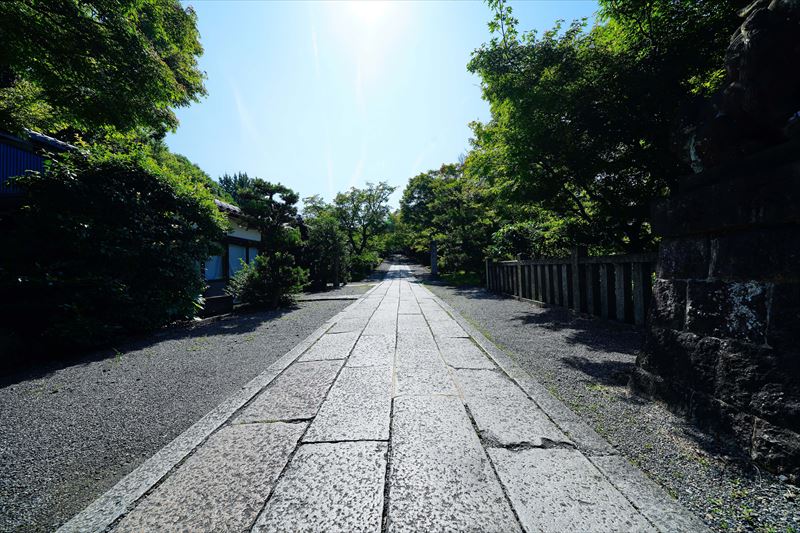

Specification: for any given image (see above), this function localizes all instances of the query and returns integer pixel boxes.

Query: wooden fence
[485,248,656,326]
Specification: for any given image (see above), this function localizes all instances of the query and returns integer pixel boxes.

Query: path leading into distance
[60,265,708,533]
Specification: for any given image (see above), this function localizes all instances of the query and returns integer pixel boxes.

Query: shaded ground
[410,263,799,533]
[0,289,367,532]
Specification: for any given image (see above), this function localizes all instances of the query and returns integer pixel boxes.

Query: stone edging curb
[426,286,710,533]
[57,283,382,533]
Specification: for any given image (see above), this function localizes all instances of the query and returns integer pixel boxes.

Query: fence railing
[485,248,656,326]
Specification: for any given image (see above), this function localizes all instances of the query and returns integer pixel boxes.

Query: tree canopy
[464,0,742,253]
[334,182,396,256]
[0,0,206,137]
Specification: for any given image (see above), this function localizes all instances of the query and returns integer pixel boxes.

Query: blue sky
[167,1,599,207]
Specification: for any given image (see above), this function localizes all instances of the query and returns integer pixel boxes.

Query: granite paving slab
[591,455,712,532]
[303,366,393,442]
[235,360,343,423]
[347,334,395,368]
[327,316,370,333]
[395,362,456,397]
[387,395,521,532]
[453,368,571,447]
[113,422,306,533]
[427,319,469,338]
[398,300,421,315]
[436,337,496,369]
[253,442,387,533]
[489,447,655,532]
[298,331,360,361]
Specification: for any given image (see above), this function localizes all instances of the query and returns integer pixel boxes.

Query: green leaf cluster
[0,0,206,137]
[464,0,741,253]
[0,141,227,352]
[226,253,308,309]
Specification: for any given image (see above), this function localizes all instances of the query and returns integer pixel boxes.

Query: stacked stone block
[633,139,800,480]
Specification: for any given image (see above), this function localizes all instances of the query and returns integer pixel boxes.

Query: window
[248,247,259,263]
[228,244,247,277]
[204,256,223,280]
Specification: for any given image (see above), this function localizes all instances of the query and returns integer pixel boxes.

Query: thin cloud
[349,141,366,189]
[230,81,267,156]
[311,25,320,79]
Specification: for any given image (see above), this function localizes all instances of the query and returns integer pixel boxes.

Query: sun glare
[347,0,390,26]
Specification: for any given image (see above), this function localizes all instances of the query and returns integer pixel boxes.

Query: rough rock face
[635,0,800,480]
[690,0,800,170]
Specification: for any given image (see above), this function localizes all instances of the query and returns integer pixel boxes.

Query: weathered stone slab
[388,396,521,532]
[362,313,396,336]
[453,369,570,447]
[113,422,306,533]
[304,366,392,442]
[428,319,469,338]
[591,455,711,532]
[328,316,369,333]
[299,331,360,361]
[253,442,387,533]
[437,337,495,369]
[489,447,654,532]
[395,362,456,397]
[395,345,440,368]
[398,299,421,315]
[347,334,395,368]
[421,309,452,323]
[397,313,428,333]
[235,360,343,423]
[396,330,435,350]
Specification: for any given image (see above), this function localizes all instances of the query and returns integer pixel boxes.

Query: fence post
[516,255,523,299]
[533,265,544,302]
[543,265,551,303]
[585,265,595,315]
[571,246,585,312]
[485,258,491,290]
[599,264,609,319]
[560,264,569,308]
[614,263,625,322]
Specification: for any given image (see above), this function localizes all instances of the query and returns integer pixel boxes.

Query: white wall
[228,218,261,242]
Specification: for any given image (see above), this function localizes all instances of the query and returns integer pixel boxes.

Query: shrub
[0,145,226,354]
[349,251,381,281]
[226,253,307,308]
[489,220,571,260]
[304,215,349,290]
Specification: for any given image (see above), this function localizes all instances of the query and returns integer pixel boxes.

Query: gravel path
[0,298,353,532]
[416,269,799,533]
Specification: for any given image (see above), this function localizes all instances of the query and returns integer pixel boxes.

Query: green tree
[333,181,396,256]
[0,0,206,137]
[237,179,301,256]
[218,172,255,204]
[0,142,226,352]
[466,0,742,252]
[400,165,497,273]
[302,196,350,290]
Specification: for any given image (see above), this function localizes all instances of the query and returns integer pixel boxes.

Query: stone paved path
[60,265,708,533]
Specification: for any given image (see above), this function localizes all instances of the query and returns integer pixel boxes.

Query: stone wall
[632,138,800,480]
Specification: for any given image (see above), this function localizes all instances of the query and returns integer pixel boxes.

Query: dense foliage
[227,253,307,308]
[399,165,495,272]
[0,0,206,137]
[302,196,350,290]
[0,143,226,352]
[393,0,744,278]
[217,175,307,307]
[0,0,220,360]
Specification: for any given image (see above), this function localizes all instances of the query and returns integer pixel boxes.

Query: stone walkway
[60,266,708,532]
